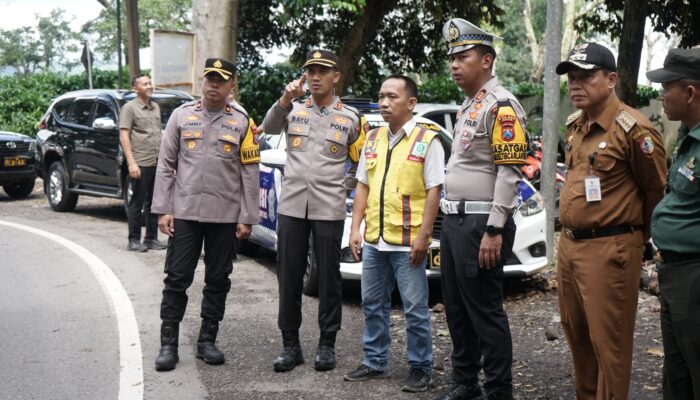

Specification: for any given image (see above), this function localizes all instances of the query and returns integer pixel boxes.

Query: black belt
[657,250,700,263]
[562,225,640,240]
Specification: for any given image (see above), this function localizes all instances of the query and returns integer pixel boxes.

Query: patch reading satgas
[491,103,527,165]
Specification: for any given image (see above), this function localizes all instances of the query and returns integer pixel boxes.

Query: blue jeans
[360,245,433,374]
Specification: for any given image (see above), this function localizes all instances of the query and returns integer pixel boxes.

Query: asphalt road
[0,179,665,399]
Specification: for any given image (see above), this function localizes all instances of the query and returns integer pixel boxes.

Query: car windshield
[119,94,191,129]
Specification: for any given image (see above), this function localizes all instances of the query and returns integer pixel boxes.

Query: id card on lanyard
[585,152,602,202]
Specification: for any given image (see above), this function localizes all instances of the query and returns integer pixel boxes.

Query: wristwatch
[486,225,503,236]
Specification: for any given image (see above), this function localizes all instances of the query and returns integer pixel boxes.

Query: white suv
[238,111,548,296]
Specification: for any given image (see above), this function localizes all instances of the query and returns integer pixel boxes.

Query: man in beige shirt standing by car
[119,74,166,252]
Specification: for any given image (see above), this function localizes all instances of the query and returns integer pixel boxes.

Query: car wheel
[47,161,78,211]
[302,234,320,297]
[234,238,261,256]
[3,178,35,199]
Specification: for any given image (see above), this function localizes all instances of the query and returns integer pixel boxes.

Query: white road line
[0,220,143,400]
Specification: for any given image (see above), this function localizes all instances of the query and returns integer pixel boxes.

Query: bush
[419,74,463,104]
[237,63,300,124]
[0,69,129,137]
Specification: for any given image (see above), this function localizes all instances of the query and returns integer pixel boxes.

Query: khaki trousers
[557,230,644,400]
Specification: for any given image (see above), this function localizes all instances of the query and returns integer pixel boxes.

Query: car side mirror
[93,117,116,130]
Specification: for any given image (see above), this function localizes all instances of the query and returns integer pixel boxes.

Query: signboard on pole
[150,29,196,94]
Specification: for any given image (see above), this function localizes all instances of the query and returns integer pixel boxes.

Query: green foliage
[507,82,545,97]
[576,0,700,47]
[83,0,192,63]
[0,27,42,75]
[237,63,300,124]
[419,75,463,104]
[0,69,129,136]
[36,9,81,71]
[636,85,660,108]
[0,9,80,75]
[496,0,547,87]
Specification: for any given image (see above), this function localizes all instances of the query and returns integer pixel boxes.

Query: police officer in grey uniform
[435,19,527,400]
[151,57,260,371]
[261,49,367,372]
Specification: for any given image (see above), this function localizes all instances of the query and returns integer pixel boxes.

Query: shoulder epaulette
[229,101,249,118]
[340,103,362,120]
[615,110,637,133]
[566,110,583,127]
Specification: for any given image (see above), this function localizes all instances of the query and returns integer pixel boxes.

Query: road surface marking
[0,220,143,400]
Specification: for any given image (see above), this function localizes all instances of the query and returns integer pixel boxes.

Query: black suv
[35,89,193,211]
[0,130,36,198]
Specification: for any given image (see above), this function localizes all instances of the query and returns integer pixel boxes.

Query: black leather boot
[273,330,304,372]
[314,331,337,371]
[155,322,179,371]
[195,320,225,365]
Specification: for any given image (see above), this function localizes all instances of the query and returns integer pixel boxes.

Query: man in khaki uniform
[151,58,260,371]
[436,18,527,400]
[119,74,166,252]
[261,49,367,373]
[556,42,667,399]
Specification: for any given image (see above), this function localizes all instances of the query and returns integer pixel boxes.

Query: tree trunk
[617,0,648,107]
[336,0,399,96]
[561,0,578,58]
[523,0,544,82]
[192,0,240,96]
[542,0,563,263]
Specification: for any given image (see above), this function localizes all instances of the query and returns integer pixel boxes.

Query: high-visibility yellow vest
[364,125,437,246]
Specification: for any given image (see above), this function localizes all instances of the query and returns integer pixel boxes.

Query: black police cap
[302,49,339,69]
[203,57,236,81]
[556,42,617,75]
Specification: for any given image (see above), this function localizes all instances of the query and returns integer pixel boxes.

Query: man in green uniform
[648,47,700,400]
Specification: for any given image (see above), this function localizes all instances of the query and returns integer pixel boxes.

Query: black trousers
[440,213,516,397]
[126,165,158,242]
[658,259,700,400]
[277,214,344,333]
[160,219,237,323]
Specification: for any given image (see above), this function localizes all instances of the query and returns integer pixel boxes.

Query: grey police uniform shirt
[151,100,260,225]
[261,96,363,221]
[445,77,525,228]
[356,117,445,252]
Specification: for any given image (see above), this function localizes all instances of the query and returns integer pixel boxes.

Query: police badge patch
[491,102,527,164]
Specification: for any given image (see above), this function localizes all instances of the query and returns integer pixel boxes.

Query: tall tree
[280,0,503,95]
[191,0,240,95]
[617,0,647,106]
[0,27,41,75]
[84,0,191,62]
[36,9,80,71]
[576,0,700,106]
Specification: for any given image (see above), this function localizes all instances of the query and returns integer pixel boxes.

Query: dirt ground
[2,183,665,399]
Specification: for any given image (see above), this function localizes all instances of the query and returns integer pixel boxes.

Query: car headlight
[519,191,544,216]
[29,139,37,152]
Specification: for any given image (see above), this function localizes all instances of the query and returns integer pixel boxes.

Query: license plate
[428,247,441,269]
[3,157,26,167]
